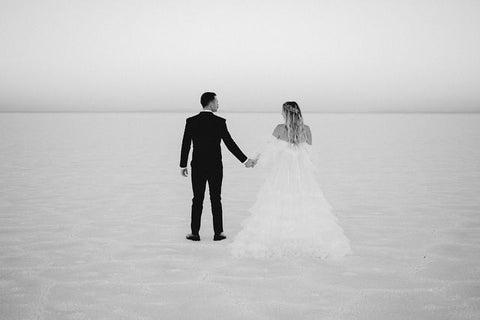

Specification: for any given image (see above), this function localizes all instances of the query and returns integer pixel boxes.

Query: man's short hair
[200,92,216,107]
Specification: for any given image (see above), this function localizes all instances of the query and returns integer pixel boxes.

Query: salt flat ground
[0,112,479,320]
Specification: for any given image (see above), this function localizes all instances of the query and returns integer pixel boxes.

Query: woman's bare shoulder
[304,124,312,144]
[273,124,285,132]
[272,124,285,138]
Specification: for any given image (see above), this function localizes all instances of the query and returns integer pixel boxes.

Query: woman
[229,101,353,259]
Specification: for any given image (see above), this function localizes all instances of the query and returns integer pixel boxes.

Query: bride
[229,101,353,259]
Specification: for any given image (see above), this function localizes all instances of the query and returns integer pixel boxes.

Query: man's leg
[208,165,224,235]
[191,165,207,235]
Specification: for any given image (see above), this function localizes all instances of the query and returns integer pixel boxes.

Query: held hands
[244,158,258,168]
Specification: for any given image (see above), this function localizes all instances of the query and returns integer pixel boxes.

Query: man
[180,92,255,241]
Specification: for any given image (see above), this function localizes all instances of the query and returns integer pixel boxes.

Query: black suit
[180,111,248,235]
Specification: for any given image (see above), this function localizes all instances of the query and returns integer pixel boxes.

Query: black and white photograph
[1,1,479,319]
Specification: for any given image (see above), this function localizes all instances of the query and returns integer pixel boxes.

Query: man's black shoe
[213,233,226,241]
[186,233,200,241]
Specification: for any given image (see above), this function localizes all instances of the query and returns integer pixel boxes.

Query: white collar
[200,109,213,112]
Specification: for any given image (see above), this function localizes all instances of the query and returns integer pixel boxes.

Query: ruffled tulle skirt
[229,137,353,259]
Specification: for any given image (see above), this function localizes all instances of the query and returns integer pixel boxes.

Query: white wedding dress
[229,135,353,259]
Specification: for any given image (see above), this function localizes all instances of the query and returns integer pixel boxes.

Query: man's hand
[244,158,256,168]
[181,168,189,177]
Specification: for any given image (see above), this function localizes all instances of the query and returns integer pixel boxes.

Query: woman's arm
[253,126,282,163]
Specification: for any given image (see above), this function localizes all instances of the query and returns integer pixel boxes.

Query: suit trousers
[190,163,223,235]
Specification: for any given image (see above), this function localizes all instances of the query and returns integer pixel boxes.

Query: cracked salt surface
[0,112,479,319]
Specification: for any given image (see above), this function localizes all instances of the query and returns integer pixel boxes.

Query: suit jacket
[180,111,248,168]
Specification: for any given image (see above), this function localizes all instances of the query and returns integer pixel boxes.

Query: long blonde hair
[282,101,307,145]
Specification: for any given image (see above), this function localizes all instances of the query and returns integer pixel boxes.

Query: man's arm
[180,119,192,168]
[221,119,248,163]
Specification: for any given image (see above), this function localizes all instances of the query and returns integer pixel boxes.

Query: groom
[180,92,256,241]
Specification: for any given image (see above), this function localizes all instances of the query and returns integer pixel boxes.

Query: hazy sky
[1,0,479,112]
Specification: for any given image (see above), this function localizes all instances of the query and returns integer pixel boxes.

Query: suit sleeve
[180,119,192,168]
[221,119,248,163]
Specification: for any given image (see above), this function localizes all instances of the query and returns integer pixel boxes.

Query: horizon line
[0,110,479,114]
